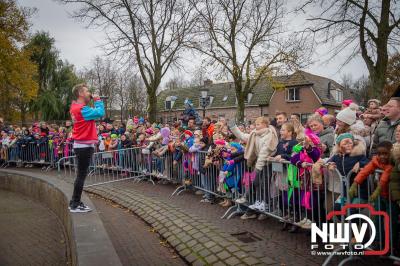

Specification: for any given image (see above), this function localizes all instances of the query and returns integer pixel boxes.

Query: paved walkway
[90,194,186,266]
[0,189,69,266]
[86,183,276,265]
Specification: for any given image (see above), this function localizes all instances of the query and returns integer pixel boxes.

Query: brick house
[156,70,355,124]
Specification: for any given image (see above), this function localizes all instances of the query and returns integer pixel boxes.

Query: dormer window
[330,89,343,102]
[165,96,177,110]
[286,87,300,102]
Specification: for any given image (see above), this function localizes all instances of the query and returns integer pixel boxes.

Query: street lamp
[199,89,210,118]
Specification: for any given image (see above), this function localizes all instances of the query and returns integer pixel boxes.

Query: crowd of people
[1,87,400,250]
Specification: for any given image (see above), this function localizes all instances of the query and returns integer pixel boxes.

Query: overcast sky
[18,0,369,86]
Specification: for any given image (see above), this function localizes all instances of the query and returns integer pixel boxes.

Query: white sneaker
[257,201,267,212]
[249,201,261,210]
[69,203,92,213]
[235,196,247,204]
[300,219,313,229]
[295,217,308,226]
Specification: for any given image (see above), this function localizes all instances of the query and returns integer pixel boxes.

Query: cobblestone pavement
[11,168,388,265]
[85,184,271,265]
[0,189,69,266]
[89,194,186,266]
[87,181,323,266]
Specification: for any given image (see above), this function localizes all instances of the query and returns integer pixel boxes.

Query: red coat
[354,156,393,198]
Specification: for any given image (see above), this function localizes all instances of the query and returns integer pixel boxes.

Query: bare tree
[164,76,189,90]
[340,73,354,91]
[126,75,147,118]
[189,0,310,122]
[60,0,196,122]
[81,56,118,118]
[301,0,400,99]
[189,65,208,87]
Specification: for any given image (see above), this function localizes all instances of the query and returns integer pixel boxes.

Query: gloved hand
[369,185,381,202]
[348,182,358,199]
[227,160,234,165]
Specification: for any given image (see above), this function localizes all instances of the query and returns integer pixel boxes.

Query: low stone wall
[0,172,76,265]
[0,170,122,266]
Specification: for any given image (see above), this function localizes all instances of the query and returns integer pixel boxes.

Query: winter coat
[328,140,369,199]
[119,139,132,149]
[276,139,298,161]
[371,117,400,154]
[231,125,278,171]
[318,127,334,158]
[354,156,393,198]
[389,144,400,202]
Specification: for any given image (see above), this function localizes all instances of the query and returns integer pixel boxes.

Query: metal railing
[2,143,397,264]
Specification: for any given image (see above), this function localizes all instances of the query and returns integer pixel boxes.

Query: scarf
[244,127,269,168]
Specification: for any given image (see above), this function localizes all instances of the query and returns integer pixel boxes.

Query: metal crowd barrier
[0,141,64,171]
[57,147,170,187]
[56,146,399,264]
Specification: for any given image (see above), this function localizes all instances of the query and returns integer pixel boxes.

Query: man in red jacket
[69,83,105,213]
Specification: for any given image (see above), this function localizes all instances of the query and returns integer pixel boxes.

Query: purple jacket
[290,147,321,168]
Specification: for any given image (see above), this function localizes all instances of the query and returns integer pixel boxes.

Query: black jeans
[70,147,94,208]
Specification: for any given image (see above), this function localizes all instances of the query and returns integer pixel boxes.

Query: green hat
[335,133,354,144]
[111,134,118,139]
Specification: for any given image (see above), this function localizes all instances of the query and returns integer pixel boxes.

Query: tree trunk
[147,88,157,123]
[236,89,245,123]
[20,110,26,127]
[369,71,386,100]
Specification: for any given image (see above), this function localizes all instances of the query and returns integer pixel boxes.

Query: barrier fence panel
[6,143,398,264]
[1,142,57,170]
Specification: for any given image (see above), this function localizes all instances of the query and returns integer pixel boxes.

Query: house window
[330,89,343,102]
[165,100,171,110]
[222,95,228,102]
[300,113,312,125]
[246,93,253,103]
[286,87,300,102]
[165,96,177,110]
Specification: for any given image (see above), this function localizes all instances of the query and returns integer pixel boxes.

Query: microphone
[90,95,109,100]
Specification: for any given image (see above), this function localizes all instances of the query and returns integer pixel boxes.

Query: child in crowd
[327,133,369,212]
[230,116,278,220]
[271,122,298,161]
[289,131,322,230]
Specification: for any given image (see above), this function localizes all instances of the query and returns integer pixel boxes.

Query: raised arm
[81,100,105,121]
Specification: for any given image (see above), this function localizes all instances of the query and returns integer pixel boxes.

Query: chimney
[204,79,213,86]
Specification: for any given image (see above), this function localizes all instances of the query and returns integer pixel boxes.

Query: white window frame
[330,89,343,102]
[286,87,300,102]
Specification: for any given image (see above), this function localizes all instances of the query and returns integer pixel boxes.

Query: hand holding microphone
[91,94,108,101]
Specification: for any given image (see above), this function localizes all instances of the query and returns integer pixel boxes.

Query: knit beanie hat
[314,107,328,117]
[214,139,226,146]
[111,134,118,139]
[184,130,193,137]
[367,99,381,106]
[336,107,356,125]
[335,133,354,144]
[342,99,353,107]
[229,142,243,153]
